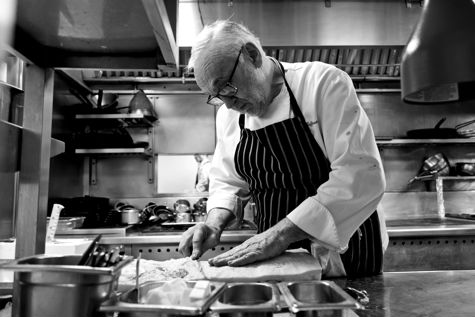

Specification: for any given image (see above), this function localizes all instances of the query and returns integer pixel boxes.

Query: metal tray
[278,281,363,313]
[100,280,225,316]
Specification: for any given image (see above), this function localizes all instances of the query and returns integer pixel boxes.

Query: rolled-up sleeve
[287,69,386,252]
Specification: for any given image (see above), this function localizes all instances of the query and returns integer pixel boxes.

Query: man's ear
[243,42,262,68]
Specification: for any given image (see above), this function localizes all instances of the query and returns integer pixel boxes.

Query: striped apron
[233,61,383,277]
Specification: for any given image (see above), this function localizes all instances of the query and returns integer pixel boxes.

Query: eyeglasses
[206,48,242,106]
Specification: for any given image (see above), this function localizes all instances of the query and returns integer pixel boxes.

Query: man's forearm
[273,217,312,246]
[205,207,235,232]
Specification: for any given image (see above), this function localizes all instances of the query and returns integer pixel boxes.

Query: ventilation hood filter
[401,0,475,104]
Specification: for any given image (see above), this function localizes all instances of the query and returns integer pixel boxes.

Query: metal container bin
[100,280,225,317]
[1,254,132,317]
[278,281,362,316]
[209,282,281,317]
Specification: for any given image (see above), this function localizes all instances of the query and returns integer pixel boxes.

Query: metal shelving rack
[73,113,155,156]
[73,113,156,184]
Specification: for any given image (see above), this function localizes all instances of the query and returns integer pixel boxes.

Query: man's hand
[178,207,235,260]
[208,218,310,267]
[178,223,222,260]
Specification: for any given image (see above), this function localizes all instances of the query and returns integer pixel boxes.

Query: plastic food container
[1,254,132,317]
[278,281,362,316]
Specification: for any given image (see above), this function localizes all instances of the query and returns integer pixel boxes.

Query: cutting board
[119,250,322,288]
[200,249,322,282]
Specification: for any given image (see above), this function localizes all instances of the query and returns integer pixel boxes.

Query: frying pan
[406,118,461,139]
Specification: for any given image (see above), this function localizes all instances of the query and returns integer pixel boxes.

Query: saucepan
[115,202,141,225]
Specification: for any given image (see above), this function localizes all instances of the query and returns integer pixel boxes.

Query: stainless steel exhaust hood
[401,0,475,104]
[178,0,421,47]
[13,0,179,70]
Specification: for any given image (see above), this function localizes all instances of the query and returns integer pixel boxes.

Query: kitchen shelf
[74,113,155,127]
[50,138,65,158]
[84,77,197,84]
[1,120,65,172]
[74,147,152,155]
[376,138,475,146]
[0,81,23,92]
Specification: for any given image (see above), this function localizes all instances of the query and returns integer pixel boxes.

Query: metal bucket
[3,254,131,317]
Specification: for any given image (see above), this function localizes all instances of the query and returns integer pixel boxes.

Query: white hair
[188,20,265,71]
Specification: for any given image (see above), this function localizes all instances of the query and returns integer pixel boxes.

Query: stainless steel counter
[100,229,256,245]
[386,216,475,237]
[98,229,257,261]
[334,270,475,317]
[384,217,475,271]
[55,216,475,267]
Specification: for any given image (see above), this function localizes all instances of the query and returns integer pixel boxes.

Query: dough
[119,257,204,286]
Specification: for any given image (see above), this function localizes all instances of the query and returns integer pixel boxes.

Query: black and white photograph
[1,1,475,316]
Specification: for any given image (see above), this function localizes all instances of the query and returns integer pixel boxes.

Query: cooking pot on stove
[115,202,141,225]
[141,202,175,224]
[174,199,191,223]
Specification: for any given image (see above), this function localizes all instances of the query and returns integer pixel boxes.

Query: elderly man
[179,20,387,277]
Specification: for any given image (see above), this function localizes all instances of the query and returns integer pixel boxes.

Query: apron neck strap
[275,60,305,120]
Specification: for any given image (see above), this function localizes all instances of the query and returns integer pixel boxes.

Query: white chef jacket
[195,157,211,192]
[206,60,388,263]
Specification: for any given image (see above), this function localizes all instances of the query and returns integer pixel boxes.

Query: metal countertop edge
[100,231,256,244]
[387,226,475,237]
[97,226,475,243]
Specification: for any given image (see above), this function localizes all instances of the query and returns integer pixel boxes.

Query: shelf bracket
[89,157,98,185]
[148,156,155,184]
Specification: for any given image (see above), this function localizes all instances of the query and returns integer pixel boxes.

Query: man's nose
[221,96,237,109]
